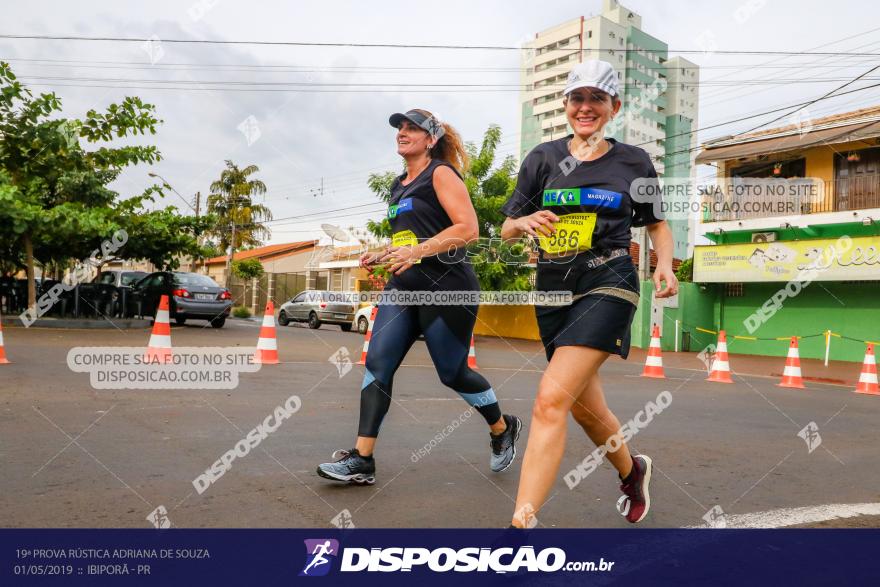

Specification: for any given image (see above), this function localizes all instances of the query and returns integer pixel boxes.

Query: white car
[352,304,376,335]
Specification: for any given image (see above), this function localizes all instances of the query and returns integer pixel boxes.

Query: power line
[214,82,880,221]
[660,83,880,173]
[4,33,880,56]
[699,38,880,105]
[233,80,880,231]
[19,74,880,88]
[735,64,880,136]
[697,25,880,97]
[7,55,880,72]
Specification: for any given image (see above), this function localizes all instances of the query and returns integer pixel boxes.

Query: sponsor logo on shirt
[542,187,622,209]
[388,198,414,219]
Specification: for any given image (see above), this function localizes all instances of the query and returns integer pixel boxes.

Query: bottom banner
[1,528,877,585]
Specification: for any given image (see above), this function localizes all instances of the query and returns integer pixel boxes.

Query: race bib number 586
[538,213,597,255]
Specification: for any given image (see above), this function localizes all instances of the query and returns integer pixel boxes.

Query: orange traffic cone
[854,343,879,395]
[641,324,665,379]
[706,330,734,384]
[0,310,10,364]
[144,295,172,364]
[778,337,806,389]
[357,306,378,365]
[468,335,479,370]
[253,300,279,365]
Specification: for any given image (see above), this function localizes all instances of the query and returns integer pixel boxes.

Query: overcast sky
[3,0,878,246]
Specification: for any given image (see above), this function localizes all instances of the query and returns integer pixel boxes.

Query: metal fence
[702,174,880,222]
[229,272,311,311]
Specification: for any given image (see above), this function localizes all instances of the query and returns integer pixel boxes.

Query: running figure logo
[299,539,339,577]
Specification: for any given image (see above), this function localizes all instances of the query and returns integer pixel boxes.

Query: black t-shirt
[501,137,663,254]
[385,159,479,292]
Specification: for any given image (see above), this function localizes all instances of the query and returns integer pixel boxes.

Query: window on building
[619,38,624,46]
[587,30,592,38]
[731,158,806,179]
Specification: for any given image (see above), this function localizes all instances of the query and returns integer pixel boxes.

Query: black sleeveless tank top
[386,159,479,292]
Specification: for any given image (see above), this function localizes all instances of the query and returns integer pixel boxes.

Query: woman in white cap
[500,60,677,526]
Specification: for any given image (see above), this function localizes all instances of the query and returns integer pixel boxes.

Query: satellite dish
[321,224,350,245]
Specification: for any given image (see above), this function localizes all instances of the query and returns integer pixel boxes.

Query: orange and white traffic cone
[357,306,378,365]
[0,310,10,364]
[706,330,734,384]
[778,336,806,389]
[144,295,172,364]
[641,324,665,379]
[253,300,280,365]
[854,343,879,396]
[468,335,479,370]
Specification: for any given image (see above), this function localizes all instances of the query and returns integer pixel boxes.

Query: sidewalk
[621,346,862,386]
[471,334,862,385]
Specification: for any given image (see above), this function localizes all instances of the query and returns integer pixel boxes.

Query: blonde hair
[412,109,469,175]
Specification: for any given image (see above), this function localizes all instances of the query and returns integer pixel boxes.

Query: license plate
[195,293,214,301]
[334,313,346,319]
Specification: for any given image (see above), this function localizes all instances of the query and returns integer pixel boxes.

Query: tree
[206,160,272,287]
[463,125,532,291]
[363,125,532,291]
[675,257,693,283]
[364,172,396,240]
[0,61,205,310]
[232,258,265,281]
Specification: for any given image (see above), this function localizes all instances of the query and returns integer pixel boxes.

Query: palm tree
[206,160,272,286]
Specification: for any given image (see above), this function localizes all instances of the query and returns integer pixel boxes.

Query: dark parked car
[278,290,357,331]
[128,271,232,328]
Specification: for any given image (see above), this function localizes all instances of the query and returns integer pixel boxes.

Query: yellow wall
[474,305,541,341]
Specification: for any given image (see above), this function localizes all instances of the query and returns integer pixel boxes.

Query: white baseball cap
[563,60,619,97]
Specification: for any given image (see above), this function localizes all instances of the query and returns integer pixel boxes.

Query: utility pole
[225,216,236,288]
[193,191,202,273]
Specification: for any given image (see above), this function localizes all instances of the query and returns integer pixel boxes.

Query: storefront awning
[696,120,880,164]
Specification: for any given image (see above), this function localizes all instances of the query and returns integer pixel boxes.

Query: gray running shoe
[316,448,376,485]
[490,415,522,472]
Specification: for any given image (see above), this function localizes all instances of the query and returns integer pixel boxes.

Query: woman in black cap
[501,60,677,526]
[317,109,521,485]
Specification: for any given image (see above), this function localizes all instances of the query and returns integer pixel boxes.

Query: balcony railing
[701,174,880,222]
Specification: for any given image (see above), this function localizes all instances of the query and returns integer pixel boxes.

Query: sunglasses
[565,90,612,107]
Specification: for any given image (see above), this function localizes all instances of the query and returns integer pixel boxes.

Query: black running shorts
[534,252,640,361]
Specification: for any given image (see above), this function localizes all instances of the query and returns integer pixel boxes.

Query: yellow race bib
[538,213,597,255]
[391,230,421,264]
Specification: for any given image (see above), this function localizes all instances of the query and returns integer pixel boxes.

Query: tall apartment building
[519,0,699,259]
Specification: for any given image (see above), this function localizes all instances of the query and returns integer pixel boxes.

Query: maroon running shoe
[616,455,653,523]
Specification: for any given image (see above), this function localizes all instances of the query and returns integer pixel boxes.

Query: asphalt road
[1,317,878,529]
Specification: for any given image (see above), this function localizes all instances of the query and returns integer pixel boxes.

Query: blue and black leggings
[359,304,502,437]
